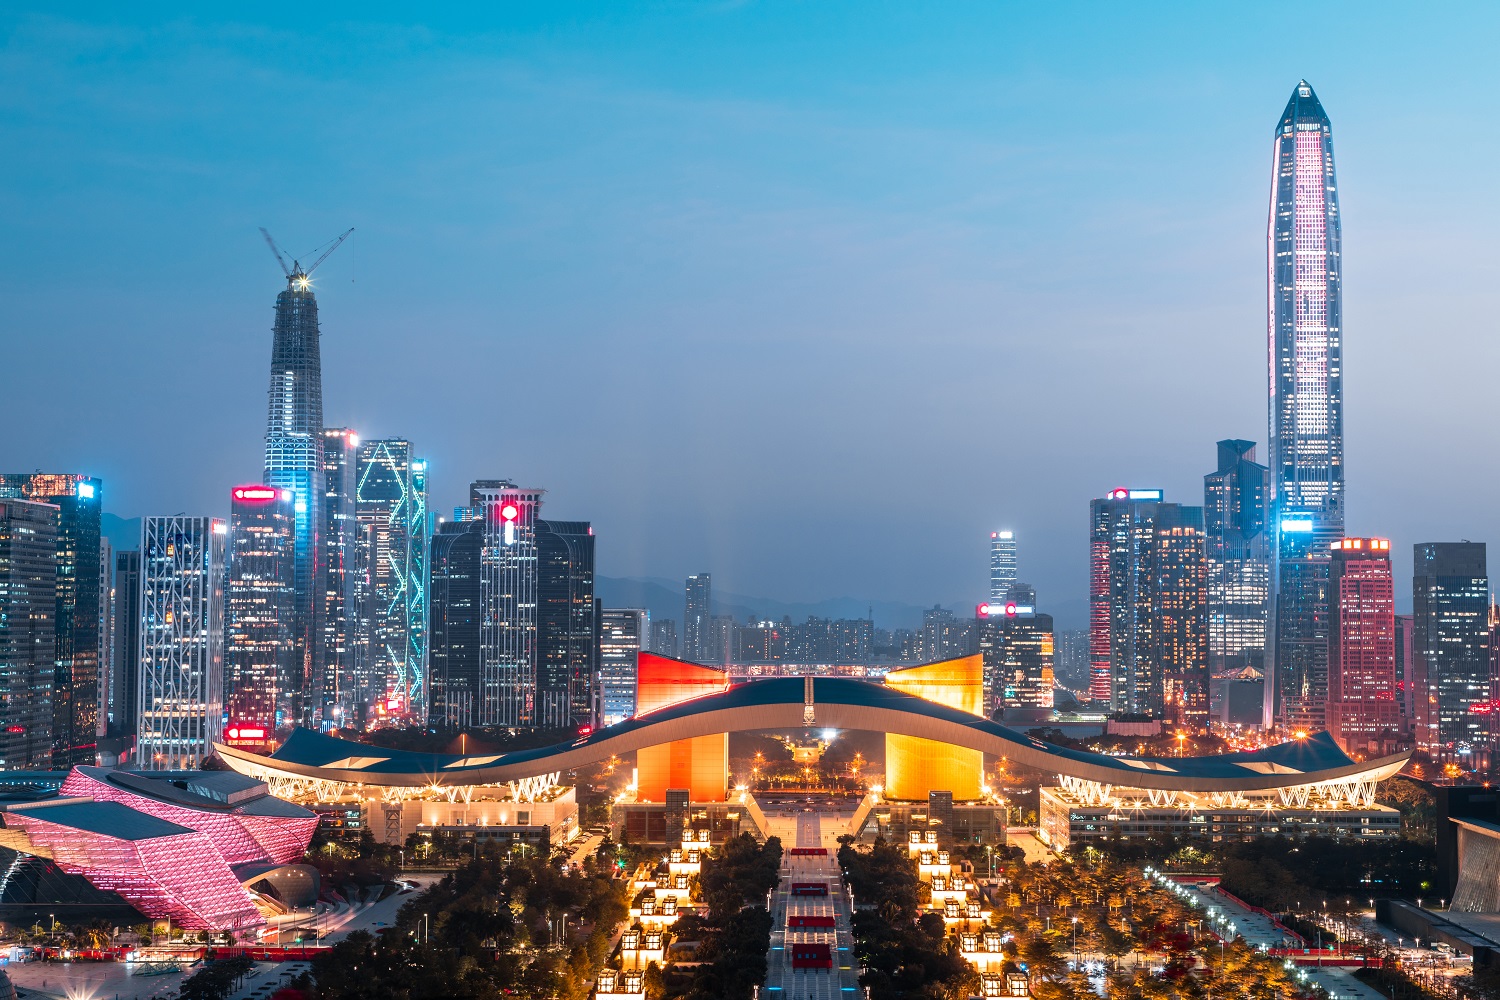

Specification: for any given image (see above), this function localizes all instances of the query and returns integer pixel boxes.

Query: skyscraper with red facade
[1326,538,1400,755]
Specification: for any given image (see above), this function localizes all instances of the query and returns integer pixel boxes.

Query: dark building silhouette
[1412,542,1490,755]
[0,499,58,769]
[428,517,484,729]
[111,550,140,739]
[537,519,597,729]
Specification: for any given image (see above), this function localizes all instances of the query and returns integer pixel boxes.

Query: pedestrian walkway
[763,811,861,1000]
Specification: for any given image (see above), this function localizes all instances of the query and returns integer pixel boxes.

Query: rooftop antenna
[259,227,355,290]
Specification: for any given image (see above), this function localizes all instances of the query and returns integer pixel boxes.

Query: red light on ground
[500,504,519,521]
[232,487,280,502]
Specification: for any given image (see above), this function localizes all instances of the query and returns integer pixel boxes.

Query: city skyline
[7,6,1500,621]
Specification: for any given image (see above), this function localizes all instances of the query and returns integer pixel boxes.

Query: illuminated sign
[232,487,281,502]
[500,504,519,521]
[1127,489,1162,500]
[224,723,270,747]
[76,482,96,499]
[978,603,1035,618]
[1280,518,1314,533]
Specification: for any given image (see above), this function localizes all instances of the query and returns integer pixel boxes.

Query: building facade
[427,516,483,729]
[0,499,58,769]
[536,519,597,729]
[1089,489,1209,728]
[472,481,544,727]
[355,440,428,721]
[111,550,141,738]
[1412,542,1490,756]
[224,486,296,732]
[649,619,678,660]
[263,275,324,707]
[1325,538,1399,755]
[600,609,647,725]
[989,531,1017,602]
[684,574,711,664]
[1267,81,1346,732]
[0,475,103,767]
[317,428,368,728]
[137,516,226,769]
[977,604,1054,721]
[1204,440,1269,676]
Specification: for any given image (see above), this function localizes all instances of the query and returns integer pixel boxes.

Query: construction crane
[259,227,355,290]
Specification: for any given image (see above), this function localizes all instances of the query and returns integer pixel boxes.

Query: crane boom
[259,227,293,277]
[304,227,355,278]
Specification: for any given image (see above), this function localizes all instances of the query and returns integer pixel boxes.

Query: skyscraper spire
[1266,80,1345,730]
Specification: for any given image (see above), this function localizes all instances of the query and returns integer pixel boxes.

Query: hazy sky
[5,3,1499,626]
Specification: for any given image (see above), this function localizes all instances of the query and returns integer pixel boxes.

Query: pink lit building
[1325,538,1401,756]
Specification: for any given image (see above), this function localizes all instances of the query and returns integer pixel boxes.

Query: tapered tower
[1266,82,1345,731]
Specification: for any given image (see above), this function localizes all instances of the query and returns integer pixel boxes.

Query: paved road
[762,811,861,1000]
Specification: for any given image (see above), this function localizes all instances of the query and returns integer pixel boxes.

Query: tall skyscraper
[0,474,103,766]
[472,481,544,727]
[355,440,428,721]
[224,486,296,731]
[0,499,58,770]
[600,609,647,726]
[262,269,325,710]
[684,574,711,663]
[536,519,597,729]
[1412,542,1490,755]
[649,618,678,660]
[1204,440,1270,675]
[1325,538,1399,755]
[318,428,366,726]
[1267,81,1345,731]
[989,531,1017,602]
[428,516,484,729]
[1089,488,1209,728]
[977,603,1054,721]
[111,550,141,739]
[137,516,226,769]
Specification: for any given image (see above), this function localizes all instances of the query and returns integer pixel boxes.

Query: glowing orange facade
[884,655,985,801]
[634,652,729,802]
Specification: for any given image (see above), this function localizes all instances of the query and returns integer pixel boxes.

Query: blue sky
[5,3,1498,626]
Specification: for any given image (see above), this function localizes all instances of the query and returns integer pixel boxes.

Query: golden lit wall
[884,654,985,801]
[634,653,730,802]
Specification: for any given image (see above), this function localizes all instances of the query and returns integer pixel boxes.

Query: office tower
[0,499,58,769]
[684,574,711,663]
[1204,440,1270,676]
[428,518,484,729]
[1267,81,1345,731]
[1003,582,1036,607]
[318,428,365,726]
[112,550,141,738]
[97,536,112,739]
[355,440,428,720]
[536,519,597,728]
[262,269,325,704]
[649,619,678,660]
[137,516,226,769]
[224,486,296,730]
[472,481,544,727]
[1325,538,1399,755]
[1089,488,1209,728]
[0,474,102,767]
[977,604,1055,720]
[600,609,647,725]
[1412,543,1490,754]
[989,531,1017,601]
[1394,613,1416,731]
[706,615,734,666]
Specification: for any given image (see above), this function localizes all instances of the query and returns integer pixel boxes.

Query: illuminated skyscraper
[0,474,102,766]
[1325,538,1399,755]
[111,550,141,738]
[599,608,647,725]
[536,519,597,728]
[684,574,711,663]
[262,273,324,700]
[1267,81,1345,730]
[355,440,428,721]
[317,428,366,726]
[428,516,483,729]
[137,516,226,769]
[471,481,544,727]
[989,531,1017,602]
[0,499,58,770]
[977,603,1054,721]
[1204,440,1269,674]
[224,486,295,731]
[1412,542,1490,755]
[1089,489,1209,728]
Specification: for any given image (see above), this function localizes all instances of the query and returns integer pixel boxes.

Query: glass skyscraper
[1203,440,1269,676]
[263,272,324,713]
[0,499,58,770]
[1412,542,1490,756]
[428,515,483,729]
[355,440,428,721]
[1267,80,1345,730]
[472,481,544,727]
[989,531,1017,602]
[224,486,295,731]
